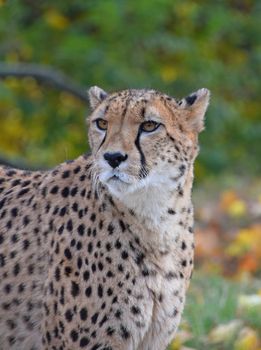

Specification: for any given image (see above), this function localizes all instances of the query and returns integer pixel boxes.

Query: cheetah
[0,86,210,350]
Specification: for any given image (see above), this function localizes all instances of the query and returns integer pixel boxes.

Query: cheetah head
[87,86,210,201]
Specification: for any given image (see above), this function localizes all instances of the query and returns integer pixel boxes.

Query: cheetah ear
[178,88,210,133]
[88,86,108,110]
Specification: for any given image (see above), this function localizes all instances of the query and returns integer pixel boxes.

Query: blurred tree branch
[0,154,42,170]
[0,62,89,104]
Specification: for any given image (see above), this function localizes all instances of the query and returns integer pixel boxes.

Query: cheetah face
[88,86,210,199]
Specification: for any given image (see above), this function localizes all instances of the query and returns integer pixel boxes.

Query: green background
[0,0,260,179]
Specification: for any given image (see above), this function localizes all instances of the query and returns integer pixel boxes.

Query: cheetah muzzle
[0,86,210,350]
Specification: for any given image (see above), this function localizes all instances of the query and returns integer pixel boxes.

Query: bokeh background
[0,1,260,349]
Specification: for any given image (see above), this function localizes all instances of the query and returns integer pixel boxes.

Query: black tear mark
[185,94,197,106]
[135,128,149,179]
[97,132,107,151]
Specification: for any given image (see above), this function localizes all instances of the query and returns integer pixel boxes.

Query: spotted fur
[0,86,210,350]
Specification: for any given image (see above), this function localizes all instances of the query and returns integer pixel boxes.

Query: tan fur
[0,87,209,350]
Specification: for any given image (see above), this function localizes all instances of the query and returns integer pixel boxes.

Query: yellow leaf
[228,200,246,217]
[44,9,69,30]
[226,225,261,259]
[169,330,192,349]
[234,327,260,350]
[169,338,182,350]
[220,191,246,217]
[208,320,242,344]
[160,66,178,83]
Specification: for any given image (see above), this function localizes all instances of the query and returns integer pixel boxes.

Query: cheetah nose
[104,152,128,169]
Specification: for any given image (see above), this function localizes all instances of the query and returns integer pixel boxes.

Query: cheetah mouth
[108,173,131,184]
[99,169,134,186]
[109,174,121,181]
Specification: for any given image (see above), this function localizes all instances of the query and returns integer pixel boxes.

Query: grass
[168,272,261,350]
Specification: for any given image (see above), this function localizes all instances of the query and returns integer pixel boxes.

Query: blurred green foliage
[0,0,260,178]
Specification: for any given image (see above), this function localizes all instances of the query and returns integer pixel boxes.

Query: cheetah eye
[95,118,108,131]
[140,121,160,133]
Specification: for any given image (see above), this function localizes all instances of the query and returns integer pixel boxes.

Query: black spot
[99,314,108,327]
[79,174,86,181]
[64,248,72,260]
[119,220,126,232]
[91,312,99,324]
[11,207,18,217]
[173,308,178,317]
[115,309,122,319]
[6,319,16,330]
[83,270,90,281]
[80,307,88,321]
[168,208,176,215]
[121,251,128,260]
[11,179,20,186]
[61,187,69,198]
[91,263,97,273]
[120,325,130,339]
[118,264,124,272]
[17,188,29,197]
[97,284,103,298]
[77,224,85,236]
[106,270,114,278]
[115,239,122,249]
[178,188,184,196]
[23,239,30,250]
[0,198,6,210]
[73,166,81,174]
[181,260,187,267]
[131,306,141,315]
[88,242,93,254]
[85,286,92,297]
[106,327,115,336]
[106,256,112,264]
[71,281,80,297]
[80,337,90,347]
[4,283,12,294]
[107,287,113,296]
[142,269,149,276]
[18,283,25,293]
[66,219,73,232]
[165,271,177,280]
[77,257,83,269]
[65,266,72,276]
[59,206,67,216]
[62,170,71,178]
[107,223,114,235]
[181,241,187,250]
[13,263,20,276]
[50,185,59,194]
[55,266,61,281]
[135,252,145,265]
[65,309,73,322]
[98,262,104,271]
[70,329,78,342]
[90,213,96,222]
[105,242,112,251]
[70,187,78,196]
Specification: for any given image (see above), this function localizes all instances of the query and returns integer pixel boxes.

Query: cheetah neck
[109,171,194,250]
